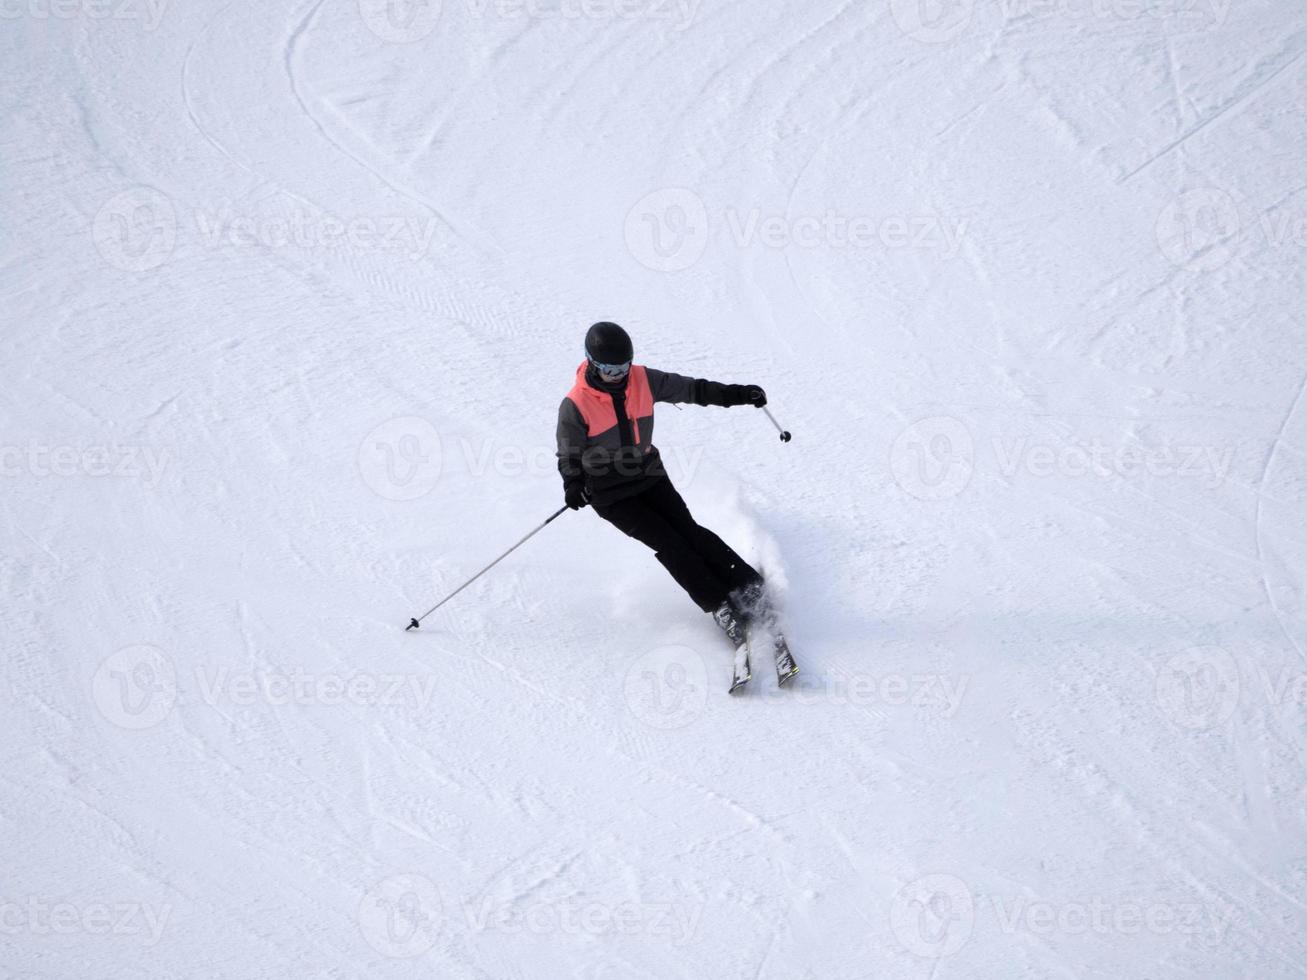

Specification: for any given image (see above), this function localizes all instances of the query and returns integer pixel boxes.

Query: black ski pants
[593,476,762,613]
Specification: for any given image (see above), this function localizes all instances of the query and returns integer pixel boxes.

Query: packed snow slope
[4,0,1307,976]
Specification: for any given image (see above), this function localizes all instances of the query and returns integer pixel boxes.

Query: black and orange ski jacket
[555,361,744,507]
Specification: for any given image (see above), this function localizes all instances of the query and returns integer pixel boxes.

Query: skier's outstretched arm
[646,368,767,408]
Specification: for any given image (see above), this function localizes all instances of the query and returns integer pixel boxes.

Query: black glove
[723,384,767,408]
[564,480,590,510]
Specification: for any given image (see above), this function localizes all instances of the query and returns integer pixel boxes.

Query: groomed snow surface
[4,0,1307,976]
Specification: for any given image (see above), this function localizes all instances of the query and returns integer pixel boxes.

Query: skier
[556,322,771,652]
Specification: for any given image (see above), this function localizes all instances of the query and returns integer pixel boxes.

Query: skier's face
[592,359,631,384]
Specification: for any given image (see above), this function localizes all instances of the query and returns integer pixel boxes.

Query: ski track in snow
[4,0,1307,976]
[1254,366,1307,665]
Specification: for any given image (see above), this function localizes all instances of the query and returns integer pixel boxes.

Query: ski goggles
[590,359,631,380]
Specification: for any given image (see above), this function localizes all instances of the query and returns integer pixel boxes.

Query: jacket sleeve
[556,397,587,486]
[646,367,736,407]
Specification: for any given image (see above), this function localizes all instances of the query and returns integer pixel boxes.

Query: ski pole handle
[406,505,569,630]
[762,406,792,443]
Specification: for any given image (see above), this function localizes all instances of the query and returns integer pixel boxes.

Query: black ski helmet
[584,321,633,365]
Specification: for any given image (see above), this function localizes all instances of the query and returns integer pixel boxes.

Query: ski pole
[406,505,569,631]
[762,406,792,442]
